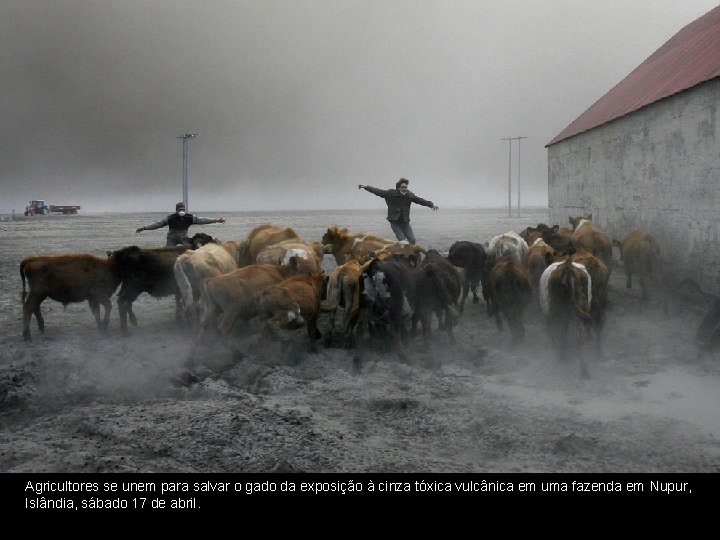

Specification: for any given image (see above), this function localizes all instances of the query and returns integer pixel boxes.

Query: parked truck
[25,200,81,216]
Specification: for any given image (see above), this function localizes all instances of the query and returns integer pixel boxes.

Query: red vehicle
[25,200,81,215]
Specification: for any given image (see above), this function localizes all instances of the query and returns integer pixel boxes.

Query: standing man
[358,178,439,244]
[136,202,225,246]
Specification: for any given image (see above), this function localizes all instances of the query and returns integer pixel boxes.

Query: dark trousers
[166,233,188,247]
[389,221,416,244]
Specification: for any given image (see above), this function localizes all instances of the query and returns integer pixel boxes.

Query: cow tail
[573,303,593,322]
[174,259,193,310]
[427,265,455,308]
[237,239,251,267]
[643,241,655,275]
[197,278,212,325]
[509,267,532,303]
[20,260,27,303]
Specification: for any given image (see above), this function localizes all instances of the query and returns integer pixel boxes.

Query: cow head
[188,233,218,249]
[321,225,347,246]
[569,214,592,230]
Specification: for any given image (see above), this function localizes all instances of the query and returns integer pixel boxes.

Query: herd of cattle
[19,215,677,379]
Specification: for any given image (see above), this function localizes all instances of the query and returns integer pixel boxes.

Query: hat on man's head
[176,202,186,210]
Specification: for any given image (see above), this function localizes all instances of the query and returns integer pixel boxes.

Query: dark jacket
[143,213,219,237]
[362,186,435,223]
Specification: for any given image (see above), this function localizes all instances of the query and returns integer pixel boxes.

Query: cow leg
[626,271,632,289]
[33,300,45,335]
[350,305,370,349]
[421,311,433,341]
[443,308,456,343]
[88,295,112,332]
[639,276,649,301]
[23,293,45,339]
[459,282,468,313]
[174,293,183,324]
[87,298,106,333]
[391,315,409,363]
[410,308,420,337]
[471,281,480,304]
[482,282,492,316]
[117,289,140,337]
[99,295,112,330]
[548,318,569,362]
[117,299,130,336]
[493,303,503,332]
[306,317,319,354]
[509,318,525,344]
[218,304,245,338]
[22,301,32,340]
[395,333,408,363]
[576,321,591,379]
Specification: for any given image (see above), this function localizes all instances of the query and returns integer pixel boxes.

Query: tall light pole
[178,133,197,210]
[502,137,513,217]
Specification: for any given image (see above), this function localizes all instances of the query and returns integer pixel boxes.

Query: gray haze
[1,0,718,213]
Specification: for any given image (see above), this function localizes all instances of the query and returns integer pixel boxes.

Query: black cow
[446,240,487,312]
[412,250,463,343]
[110,245,188,336]
[351,257,416,364]
[109,233,216,336]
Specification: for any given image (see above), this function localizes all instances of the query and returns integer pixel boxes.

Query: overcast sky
[1,0,718,213]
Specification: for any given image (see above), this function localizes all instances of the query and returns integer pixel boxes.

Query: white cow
[174,242,238,321]
[487,231,528,263]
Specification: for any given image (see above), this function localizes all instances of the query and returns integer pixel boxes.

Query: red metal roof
[548,5,720,146]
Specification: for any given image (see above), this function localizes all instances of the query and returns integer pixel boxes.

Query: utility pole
[501,136,527,218]
[516,136,527,217]
[178,133,197,210]
[502,137,513,217]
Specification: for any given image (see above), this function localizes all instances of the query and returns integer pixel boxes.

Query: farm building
[546,5,720,293]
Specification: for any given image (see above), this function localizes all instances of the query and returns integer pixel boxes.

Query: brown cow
[196,258,303,339]
[20,254,121,339]
[570,249,610,356]
[539,259,593,378]
[524,238,557,306]
[321,225,395,265]
[569,214,613,273]
[613,230,663,303]
[484,253,532,344]
[237,224,302,267]
[256,272,328,356]
[321,258,366,348]
[255,240,325,274]
[366,241,427,267]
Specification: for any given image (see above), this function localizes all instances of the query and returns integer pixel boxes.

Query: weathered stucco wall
[547,78,720,292]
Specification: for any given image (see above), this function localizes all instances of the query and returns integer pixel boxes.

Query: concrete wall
[547,78,720,292]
